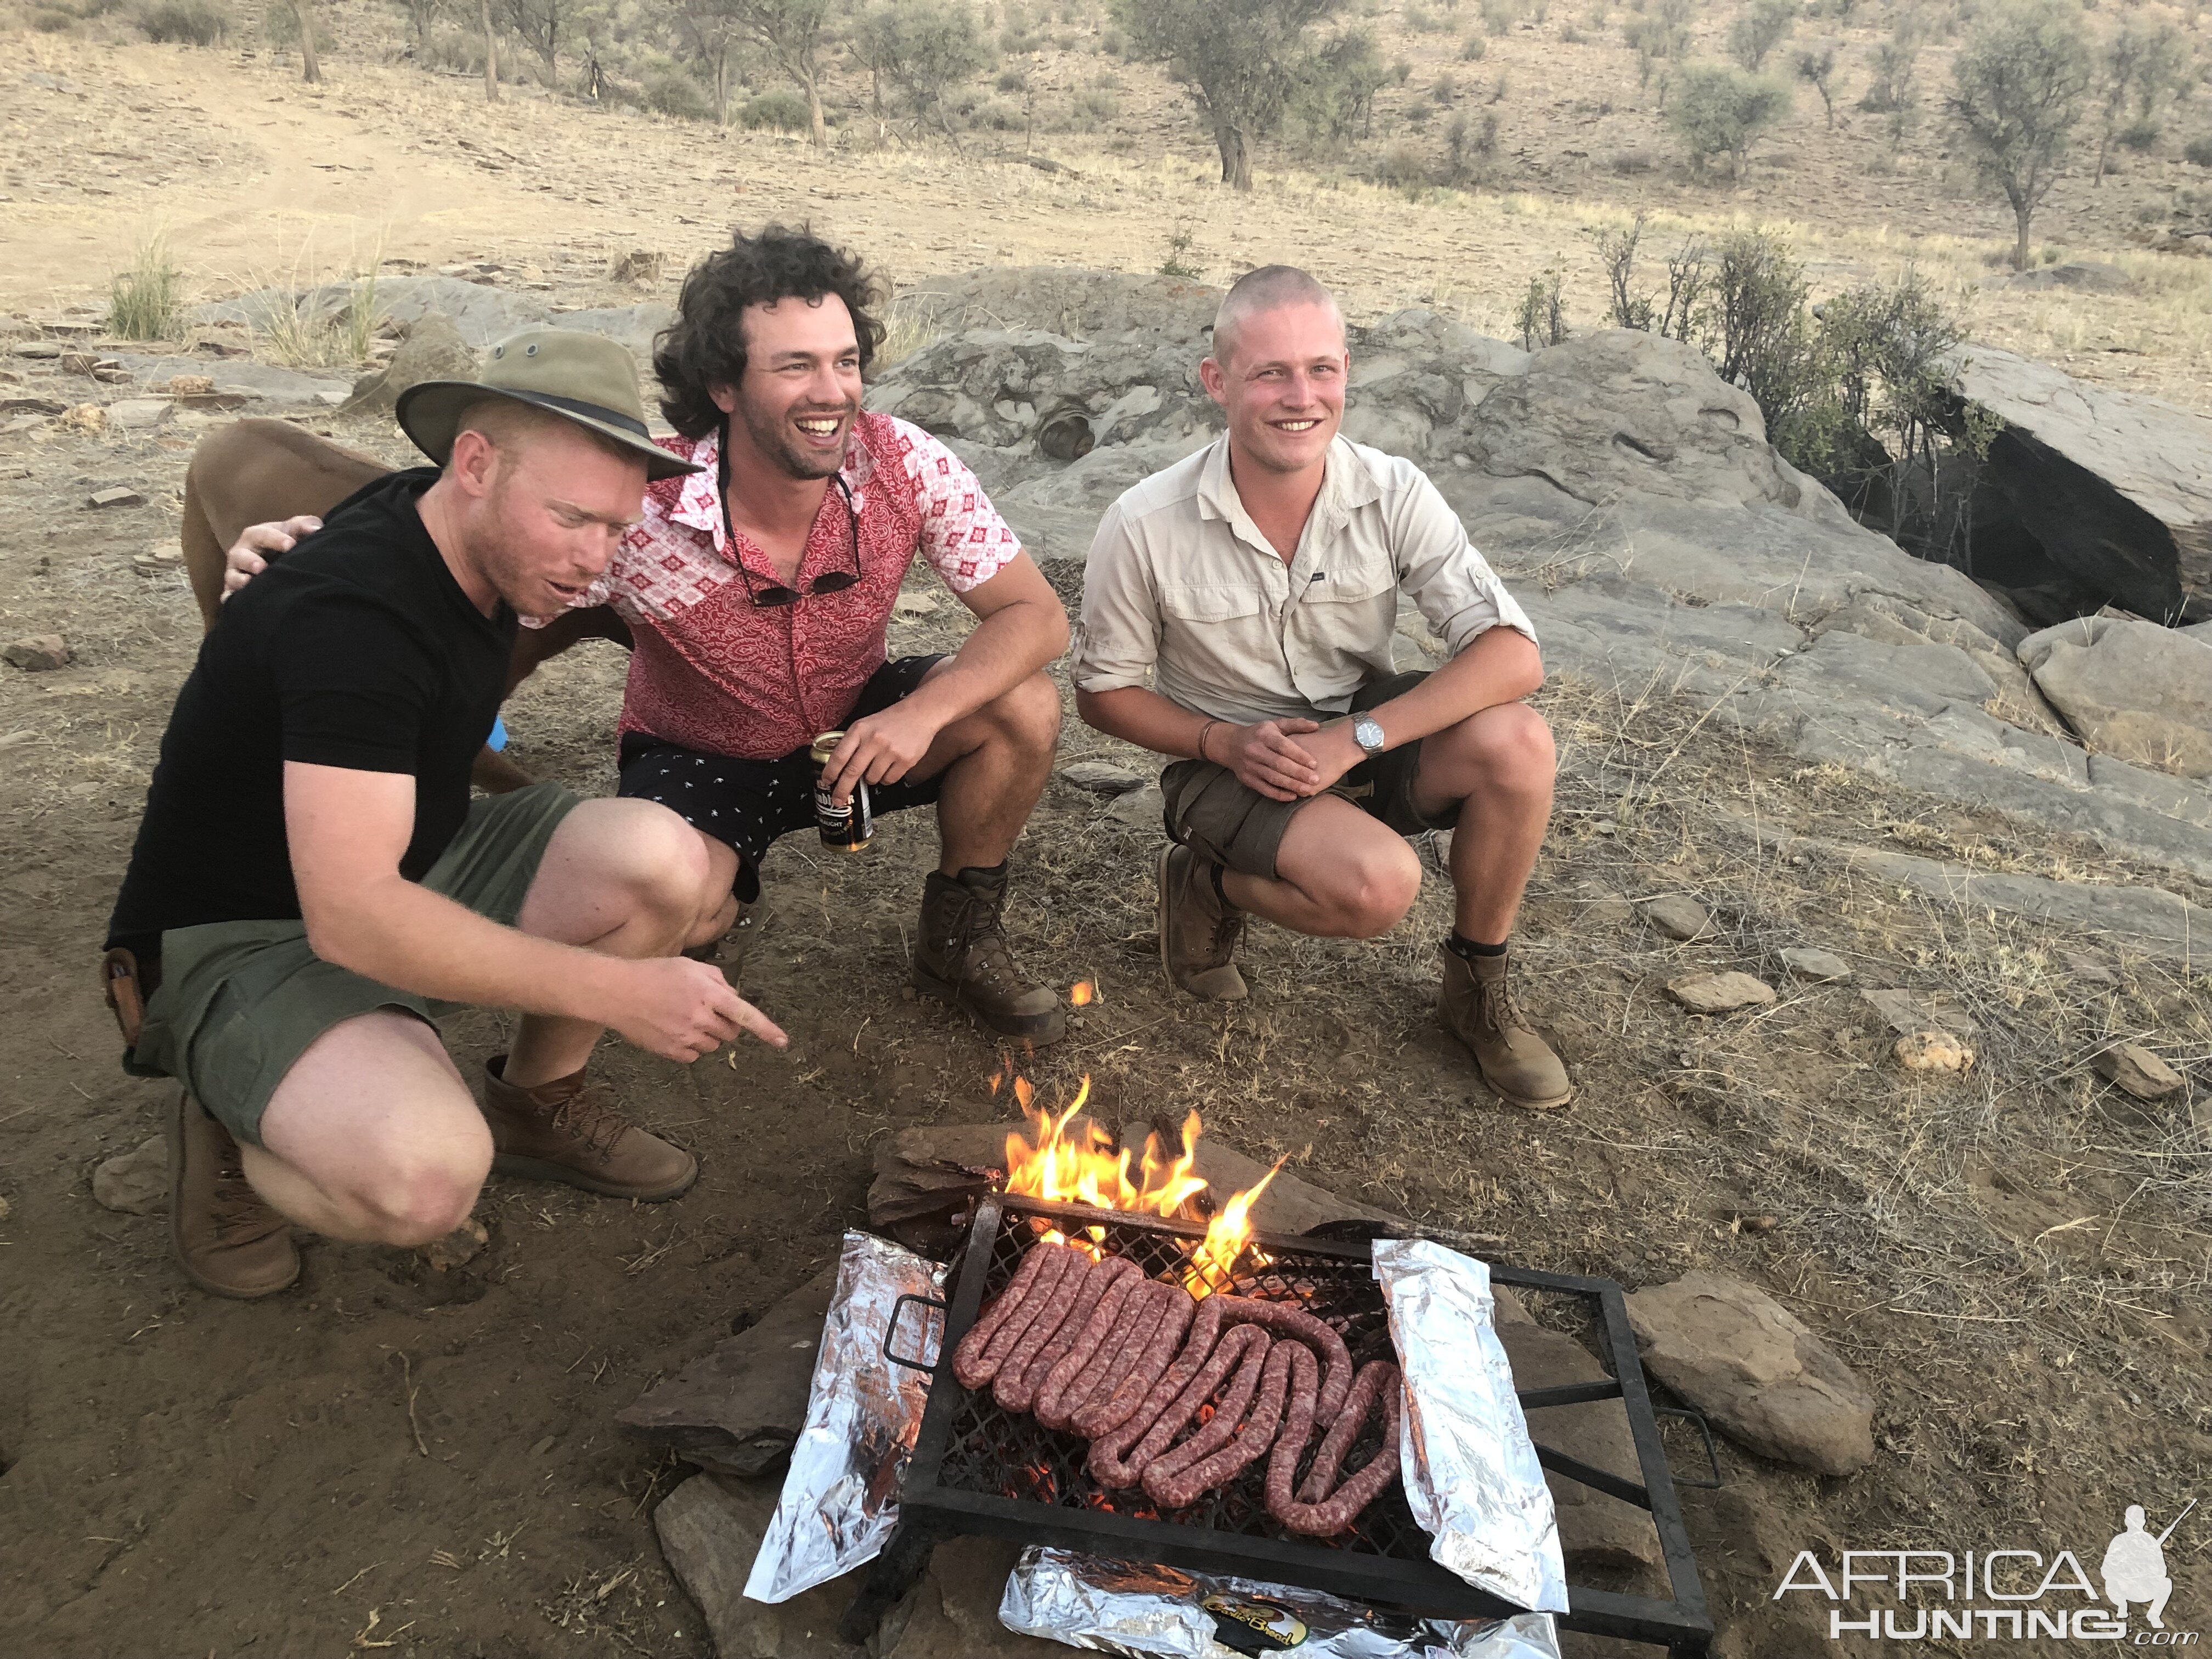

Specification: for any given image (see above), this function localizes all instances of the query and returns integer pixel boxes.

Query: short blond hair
[1210,266,1344,369]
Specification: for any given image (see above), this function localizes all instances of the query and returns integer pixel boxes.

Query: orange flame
[998,1074,1273,1292]
[1070,980,1096,1007]
[1187,1156,1282,1295]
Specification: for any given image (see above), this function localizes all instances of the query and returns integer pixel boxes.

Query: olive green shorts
[124,781,580,1147]
[1159,673,1454,880]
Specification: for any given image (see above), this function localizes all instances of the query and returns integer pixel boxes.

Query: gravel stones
[1665,972,1776,1014]
[4,634,71,671]
[2091,1042,2185,1101]
[1057,759,1146,795]
[1624,1270,1875,1476]
[91,1136,167,1215]
[1640,895,1716,941]
[1778,947,1852,983]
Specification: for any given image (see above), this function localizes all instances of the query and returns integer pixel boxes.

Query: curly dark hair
[653,224,886,440]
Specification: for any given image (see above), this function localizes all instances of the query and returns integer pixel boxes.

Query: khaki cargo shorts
[1158,672,1454,879]
[122,781,579,1146]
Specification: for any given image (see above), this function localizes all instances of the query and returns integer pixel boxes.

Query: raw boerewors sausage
[1029,1255,1141,1426]
[1265,1345,1402,1536]
[1215,1295,1353,1427]
[1083,1293,1227,1486]
[996,1252,1105,1412]
[952,1239,1075,1389]
[1141,1329,1284,1509]
[1076,1282,1195,1438]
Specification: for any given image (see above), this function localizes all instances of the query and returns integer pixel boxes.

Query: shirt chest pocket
[1160,584,1272,657]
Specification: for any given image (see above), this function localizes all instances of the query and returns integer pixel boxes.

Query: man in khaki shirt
[1072,266,1571,1110]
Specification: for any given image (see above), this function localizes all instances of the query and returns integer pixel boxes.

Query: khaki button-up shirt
[1071,433,1537,725]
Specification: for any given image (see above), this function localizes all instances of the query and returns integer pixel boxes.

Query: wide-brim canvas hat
[396,328,699,481]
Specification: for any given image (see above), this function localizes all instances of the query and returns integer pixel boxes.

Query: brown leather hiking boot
[1441,946,1573,1110]
[481,1056,698,1200]
[913,866,1066,1044]
[168,1090,300,1299]
[1158,844,1248,1002]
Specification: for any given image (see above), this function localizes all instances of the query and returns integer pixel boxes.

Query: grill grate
[846,1194,1716,1657]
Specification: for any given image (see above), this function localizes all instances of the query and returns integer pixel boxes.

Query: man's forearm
[305,877,629,1022]
[904,598,1066,729]
[1364,628,1543,751]
[1075,685,1216,760]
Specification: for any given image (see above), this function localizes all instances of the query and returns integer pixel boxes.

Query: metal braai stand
[846,1194,1716,1657]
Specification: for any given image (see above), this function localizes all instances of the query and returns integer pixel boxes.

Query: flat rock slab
[2019,616,2212,781]
[91,1135,166,1215]
[1641,895,1715,941]
[618,1267,838,1477]
[1105,783,1165,830]
[2091,1041,2185,1101]
[1665,972,1776,1014]
[1625,1269,1874,1476]
[654,1472,1064,1658]
[1057,759,1146,795]
[1497,1323,1664,1589]
[1860,988,1977,1037]
[1778,947,1852,983]
[86,487,144,509]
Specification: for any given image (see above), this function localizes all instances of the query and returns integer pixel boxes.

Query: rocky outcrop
[865,270,2212,894]
[1944,346,2212,624]
[338,314,477,416]
[195,275,677,359]
[2017,615,2212,779]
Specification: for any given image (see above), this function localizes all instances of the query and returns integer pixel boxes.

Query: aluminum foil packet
[1372,1238,1568,1615]
[742,1230,945,1603]
[999,1547,1561,1659]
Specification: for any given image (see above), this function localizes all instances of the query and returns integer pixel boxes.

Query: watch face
[1355,716,1386,754]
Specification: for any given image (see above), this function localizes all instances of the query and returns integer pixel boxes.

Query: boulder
[2017,616,2212,779]
[338,314,477,416]
[91,1135,166,1214]
[616,1268,837,1477]
[1944,346,2212,622]
[1624,1271,1875,1476]
[1104,783,1165,830]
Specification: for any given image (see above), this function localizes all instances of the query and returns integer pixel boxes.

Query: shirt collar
[667,419,882,556]
[1195,431,1379,546]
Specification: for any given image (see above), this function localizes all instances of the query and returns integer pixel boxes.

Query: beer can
[809,730,873,851]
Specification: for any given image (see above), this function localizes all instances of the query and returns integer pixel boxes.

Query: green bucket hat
[396,328,700,481]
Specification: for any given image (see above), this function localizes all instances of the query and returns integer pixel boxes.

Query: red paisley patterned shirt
[553,412,1022,761]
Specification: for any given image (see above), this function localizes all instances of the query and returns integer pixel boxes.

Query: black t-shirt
[106,468,516,956]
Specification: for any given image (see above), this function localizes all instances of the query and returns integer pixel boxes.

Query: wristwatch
[1352,715,1388,759]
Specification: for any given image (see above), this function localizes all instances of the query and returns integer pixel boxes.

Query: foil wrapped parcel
[1372,1238,1569,1615]
[743,1231,945,1604]
[1000,1548,1561,1659]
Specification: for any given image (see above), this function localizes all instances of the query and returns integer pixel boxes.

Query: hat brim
[394,380,699,481]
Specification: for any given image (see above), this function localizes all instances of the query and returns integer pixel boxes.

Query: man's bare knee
[339,1146,488,1246]
[1462,703,1555,789]
[1338,842,1423,936]
[987,670,1063,755]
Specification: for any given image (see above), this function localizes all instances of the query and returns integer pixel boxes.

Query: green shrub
[1371,139,1431,189]
[31,7,76,30]
[1073,83,1119,119]
[996,66,1029,91]
[2186,135,2212,167]
[739,87,813,131]
[1667,62,1791,176]
[1405,1,1444,31]
[1459,29,1486,57]
[1479,0,1516,36]
[2115,118,2160,151]
[640,66,711,119]
[138,0,229,45]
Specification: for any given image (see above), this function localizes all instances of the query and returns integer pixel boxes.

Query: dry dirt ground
[2,10,2210,1659]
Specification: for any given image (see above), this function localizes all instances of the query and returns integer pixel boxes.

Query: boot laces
[546,1084,631,1159]
[212,1152,286,1244]
[1478,961,1533,1038]
[945,885,1029,991]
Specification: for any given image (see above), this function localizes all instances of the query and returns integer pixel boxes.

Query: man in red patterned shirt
[552,227,1072,1044]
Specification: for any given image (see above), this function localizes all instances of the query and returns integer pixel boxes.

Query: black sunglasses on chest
[718,445,863,608]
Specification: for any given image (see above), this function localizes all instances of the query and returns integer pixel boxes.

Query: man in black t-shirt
[104,331,786,1300]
